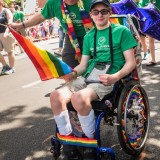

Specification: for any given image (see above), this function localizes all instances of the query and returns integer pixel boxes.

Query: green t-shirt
[82,24,137,77]
[138,0,160,10]
[138,0,149,7]
[154,1,160,10]
[41,0,91,37]
[13,11,24,22]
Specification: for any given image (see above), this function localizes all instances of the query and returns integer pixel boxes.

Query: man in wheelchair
[50,0,137,159]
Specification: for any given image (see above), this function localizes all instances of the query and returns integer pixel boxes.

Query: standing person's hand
[9,22,24,31]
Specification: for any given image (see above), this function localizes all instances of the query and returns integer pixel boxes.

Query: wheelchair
[50,15,150,160]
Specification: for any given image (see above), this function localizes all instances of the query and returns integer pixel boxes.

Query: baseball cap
[90,0,111,11]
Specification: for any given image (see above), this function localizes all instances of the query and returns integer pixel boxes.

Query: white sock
[78,109,95,138]
[54,110,72,135]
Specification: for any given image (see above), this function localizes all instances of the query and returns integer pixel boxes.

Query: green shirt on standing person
[138,0,160,9]
[41,0,92,37]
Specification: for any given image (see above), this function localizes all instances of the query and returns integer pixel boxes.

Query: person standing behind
[0,0,15,75]
[54,23,65,56]
[146,0,160,66]
[138,0,159,66]
[10,0,94,69]
[13,5,26,54]
[134,0,149,60]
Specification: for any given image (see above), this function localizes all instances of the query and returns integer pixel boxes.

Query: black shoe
[58,145,82,160]
[83,147,97,160]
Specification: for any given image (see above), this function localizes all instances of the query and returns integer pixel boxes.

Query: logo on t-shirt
[69,12,76,20]
[98,37,106,46]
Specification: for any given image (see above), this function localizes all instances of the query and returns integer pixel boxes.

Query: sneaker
[83,147,97,160]
[4,67,15,75]
[143,53,148,60]
[54,51,62,56]
[0,64,10,75]
[58,145,82,160]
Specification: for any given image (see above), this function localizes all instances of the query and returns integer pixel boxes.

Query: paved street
[0,37,160,160]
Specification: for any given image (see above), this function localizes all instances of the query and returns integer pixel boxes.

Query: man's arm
[62,55,90,82]
[4,9,13,35]
[74,55,90,76]
[99,48,136,86]
[10,13,45,30]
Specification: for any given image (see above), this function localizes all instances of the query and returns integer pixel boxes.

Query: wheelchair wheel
[117,80,150,156]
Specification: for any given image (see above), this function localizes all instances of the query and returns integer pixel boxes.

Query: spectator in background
[48,19,54,36]
[138,0,160,66]
[54,23,65,56]
[13,5,26,54]
[0,0,15,75]
[146,0,160,66]
[134,0,149,60]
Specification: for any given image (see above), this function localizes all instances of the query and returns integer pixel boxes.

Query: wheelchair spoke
[119,84,149,152]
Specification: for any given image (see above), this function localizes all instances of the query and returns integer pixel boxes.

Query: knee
[50,90,63,108]
[71,93,86,112]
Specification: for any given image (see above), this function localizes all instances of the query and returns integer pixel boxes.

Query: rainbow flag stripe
[57,133,98,148]
[9,27,73,81]
[110,16,128,28]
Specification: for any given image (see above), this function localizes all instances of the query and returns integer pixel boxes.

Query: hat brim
[90,2,111,11]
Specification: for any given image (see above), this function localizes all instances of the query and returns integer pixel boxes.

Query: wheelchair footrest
[57,133,98,148]
[99,147,116,160]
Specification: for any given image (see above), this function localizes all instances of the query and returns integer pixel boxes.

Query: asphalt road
[0,38,160,160]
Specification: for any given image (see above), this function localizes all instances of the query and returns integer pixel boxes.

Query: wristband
[73,70,77,76]
[72,70,77,79]
[22,22,26,28]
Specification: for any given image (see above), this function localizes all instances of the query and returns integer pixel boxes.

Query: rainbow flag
[57,133,98,148]
[110,16,129,28]
[9,27,73,81]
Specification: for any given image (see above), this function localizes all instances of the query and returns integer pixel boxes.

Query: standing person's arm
[4,8,13,36]
[10,13,45,30]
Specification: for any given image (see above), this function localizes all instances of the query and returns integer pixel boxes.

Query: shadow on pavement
[0,105,54,160]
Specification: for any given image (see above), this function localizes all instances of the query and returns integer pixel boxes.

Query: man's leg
[50,86,72,135]
[0,53,10,75]
[146,36,156,66]
[50,86,81,160]
[140,35,148,60]
[71,87,99,160]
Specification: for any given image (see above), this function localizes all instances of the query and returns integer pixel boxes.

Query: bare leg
[140,35,148,60]
[8,51,15,68]
[148,36,156,63]
[71,87,98,138]
[140,35,148,53]
[0,53,7,66]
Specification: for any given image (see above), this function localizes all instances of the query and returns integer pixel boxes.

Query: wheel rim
[121,85,149,150]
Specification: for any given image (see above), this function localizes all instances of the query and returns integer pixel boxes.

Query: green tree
[110,0,120,2]
[4,0,21,7]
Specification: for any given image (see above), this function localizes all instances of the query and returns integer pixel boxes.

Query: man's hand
[60,71,77,82]
[9,22,23,31]
[99,74,118,86]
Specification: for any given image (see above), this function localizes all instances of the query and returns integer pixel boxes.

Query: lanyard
[93,25,113,64]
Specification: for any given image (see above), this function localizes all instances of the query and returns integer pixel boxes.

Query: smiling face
[90,3,111,30]
[64,0,78,5]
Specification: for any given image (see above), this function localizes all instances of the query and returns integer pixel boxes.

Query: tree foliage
[4,0,21,7]
[110,0,120,2]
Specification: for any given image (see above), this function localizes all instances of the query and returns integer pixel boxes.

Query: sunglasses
[91,9,110,16]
